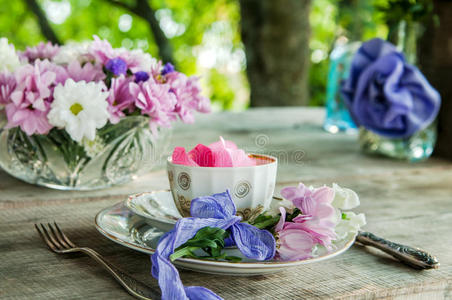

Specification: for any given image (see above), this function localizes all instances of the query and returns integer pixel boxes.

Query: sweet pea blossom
[5,63,55,135]
[331,183,366,240]
[276,183,365,261]
[277,184,338,258]
[151,190,275,300]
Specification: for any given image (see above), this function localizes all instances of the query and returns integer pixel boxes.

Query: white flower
[331,183,360,210]
[0,38,21,72]
[48,79,109,142]
[82,136,105,157]
[335,211,366,240]
[330,183,366,240]
[53,41,92,65]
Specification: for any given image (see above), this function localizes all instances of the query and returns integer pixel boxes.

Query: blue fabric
[341,38,441,138]
[151,190,276,300]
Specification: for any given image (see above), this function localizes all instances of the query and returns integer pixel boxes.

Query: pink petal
[172,147,197,166]
[211,148,233,167]
[280,184,308,203]
[208,137,238,151]
[312,186,335,204]
[277,228,315,261]
[275,207,286,232]
[189,144,214,167]
[229,149,255,167]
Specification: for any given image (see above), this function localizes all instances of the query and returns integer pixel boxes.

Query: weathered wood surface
[1,108,451,299]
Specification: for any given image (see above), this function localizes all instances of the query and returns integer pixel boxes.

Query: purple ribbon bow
[151,190,276,300]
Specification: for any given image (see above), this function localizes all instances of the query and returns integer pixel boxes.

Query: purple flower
[134,71,149,83]
[161,62,175,75]
[151,190,275,300]
[20,41,60,62]
[105,57,128,76]
[341,38,441,138]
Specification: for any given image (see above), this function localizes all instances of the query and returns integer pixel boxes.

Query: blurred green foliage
[0,0,394,109]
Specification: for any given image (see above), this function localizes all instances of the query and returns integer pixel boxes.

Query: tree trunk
[106,0,174,64]
[239,0,311,107]
[418,0,452,159]
[24,0,61,45]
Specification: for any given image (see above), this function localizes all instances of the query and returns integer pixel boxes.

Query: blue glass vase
[323,41,361,134]
[358,124,436,162]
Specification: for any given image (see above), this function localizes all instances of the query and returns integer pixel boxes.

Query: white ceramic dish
[96,202,356,276]
[167,154,277,219]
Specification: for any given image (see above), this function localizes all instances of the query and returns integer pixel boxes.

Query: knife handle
[356,231,439,270]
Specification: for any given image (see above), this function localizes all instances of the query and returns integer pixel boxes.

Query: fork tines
[35,222,76,252]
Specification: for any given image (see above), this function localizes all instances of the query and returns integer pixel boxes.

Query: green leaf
[169,226,242,262]
[286,208,302,222]
[251,214,280,230]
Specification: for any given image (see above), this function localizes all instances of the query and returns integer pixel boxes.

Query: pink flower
[275,184,339,261]
[166,72,211,123]
[35,59,68,86]
[129,78,177,134]
[89,36,117,65]
[0,72,16,105]
[20,42,60,62]
[66,61,105,83]
[275,208,316,261]
[90,36,156,73]
[107,75,135,124]
[171,137,256,167]
[5,63,56,135]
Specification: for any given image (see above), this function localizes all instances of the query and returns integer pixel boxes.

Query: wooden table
[1,108,451,299]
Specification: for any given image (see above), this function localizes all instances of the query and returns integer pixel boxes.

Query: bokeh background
[1,0,412,111]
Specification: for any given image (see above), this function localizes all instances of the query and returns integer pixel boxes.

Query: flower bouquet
[0,37,210,190]
[151,182,365,299]
[341,38,441,161]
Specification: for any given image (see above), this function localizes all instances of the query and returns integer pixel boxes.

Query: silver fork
[35,222,160,300]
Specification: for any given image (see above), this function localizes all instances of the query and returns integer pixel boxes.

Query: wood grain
[1,108,451,299]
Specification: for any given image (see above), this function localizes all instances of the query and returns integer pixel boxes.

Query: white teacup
[167,154,277,220]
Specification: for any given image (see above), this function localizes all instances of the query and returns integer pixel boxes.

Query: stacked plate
[95,190,356,276]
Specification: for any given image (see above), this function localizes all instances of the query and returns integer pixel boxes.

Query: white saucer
[125,190,180,231]
[95,201,356,276]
